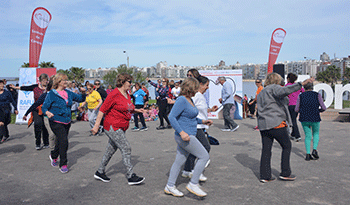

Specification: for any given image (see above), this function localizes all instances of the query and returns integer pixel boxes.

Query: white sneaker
[164,185,184,197]
[231,125,239,132]
[181,170,192,178]
[186,182,207,197]
[221,128,231,132]
[199,173,207,182]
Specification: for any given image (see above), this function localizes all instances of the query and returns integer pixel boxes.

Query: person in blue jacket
[131,82,147,131]
[42,73,86,174]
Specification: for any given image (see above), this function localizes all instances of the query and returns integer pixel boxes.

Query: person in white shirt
[181,75,218,181]
[171,82,181,99]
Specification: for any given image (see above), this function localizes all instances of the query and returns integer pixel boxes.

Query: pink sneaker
[59,165,69,173]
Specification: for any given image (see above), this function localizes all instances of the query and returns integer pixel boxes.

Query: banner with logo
[267,28,286,73]
[36,68,56,83]
[199,70,243,119]
[29,7,52,67]
[16,68,37,124]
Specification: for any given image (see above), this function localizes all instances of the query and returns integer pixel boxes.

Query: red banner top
[29,7,52,67]
[267,28,286,73]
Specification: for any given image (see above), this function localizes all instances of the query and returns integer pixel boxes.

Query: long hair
[52,73,68,89]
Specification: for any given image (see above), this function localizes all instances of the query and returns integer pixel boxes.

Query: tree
[103,70,118,88]
[342,67,350,85]
[21,62,30,67]
[57,67,85,84]
[39,61,55,68]
[316,65,341,87]
[69,67,85,84]
[102,64,147,88]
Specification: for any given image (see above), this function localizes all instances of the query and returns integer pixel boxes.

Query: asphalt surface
[0,117,349,205]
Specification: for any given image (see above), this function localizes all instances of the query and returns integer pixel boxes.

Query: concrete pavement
[0,117,349,204]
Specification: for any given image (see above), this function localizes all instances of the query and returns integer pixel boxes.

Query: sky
[0,0,349,77]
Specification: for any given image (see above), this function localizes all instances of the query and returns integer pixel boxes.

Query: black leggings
[0,106,11,139]
[49,121,71,167]
[260,127,292,180]
[33,110,49,146]
[158,100,170,127]
[134,105,146,128]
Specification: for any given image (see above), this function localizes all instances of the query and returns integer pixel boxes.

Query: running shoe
[305,154,314,161]
[279,175,296,181]
[156,126,166,130]
[94,171,111,183]
[35,145,42,150]
[166,125,172,129]
[295,137,301,142]
[59,165,69,174]
[186,182,207,197]
[131,127,140,132]
[231,125,239,132]
[164,185,184,197]
[43,145,50,149]
[1,136,9,143]
[139,127,148,131]
[312,149,319,159]
[260,177,276,183]
[49,155,58,167]
[127,173,145,185]
[221,128,231,132]
[181,171,192,178]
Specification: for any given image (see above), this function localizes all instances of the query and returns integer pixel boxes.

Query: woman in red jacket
[92,73,145,185]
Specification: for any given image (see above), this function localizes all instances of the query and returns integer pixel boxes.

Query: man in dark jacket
[94,80,107,101]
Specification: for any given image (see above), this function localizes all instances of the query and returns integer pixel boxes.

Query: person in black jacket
[0,80,18,143]
[94,80,107,101]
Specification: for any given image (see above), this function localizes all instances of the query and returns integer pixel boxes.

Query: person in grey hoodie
[257,73,313,183]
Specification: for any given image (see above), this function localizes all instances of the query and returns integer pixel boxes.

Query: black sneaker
[279,175,296,181]
[156,126,165,130]
[312,149,319,159]
[94,171,111,183]
[260,177,276,183]
[127,173,145,185]
[166,125,172,129]
[305,154,314,161]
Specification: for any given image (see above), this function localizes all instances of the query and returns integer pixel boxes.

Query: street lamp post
[123,51,129,68]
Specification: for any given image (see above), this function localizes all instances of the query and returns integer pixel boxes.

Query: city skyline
[0,0,349,77]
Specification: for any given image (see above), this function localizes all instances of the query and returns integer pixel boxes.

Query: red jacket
[100,88,135,131]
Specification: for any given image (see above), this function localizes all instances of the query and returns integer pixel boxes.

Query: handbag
[205,131,219,145]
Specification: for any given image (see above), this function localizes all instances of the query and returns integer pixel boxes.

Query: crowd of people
[0,70,323,197]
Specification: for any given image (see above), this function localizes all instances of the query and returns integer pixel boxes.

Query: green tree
[21,62,30,67]
[316,65,341,87]
[57,69,70,77]
[102,64,147,87]
[69,67,85,84]
[103,70,118,87]
[39,61,55,68]
[342,67,350,85]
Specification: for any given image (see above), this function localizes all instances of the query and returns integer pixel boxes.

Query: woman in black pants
[147,77,171,130]
[0,80,18,143]
[257,73,313,183]
[12,73,49,150]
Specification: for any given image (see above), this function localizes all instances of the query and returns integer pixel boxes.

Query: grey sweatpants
[43,117,56,149]
[223,103,238,129]
[97,127,133,178]
[88,108,99,129]
[167,134,210,187]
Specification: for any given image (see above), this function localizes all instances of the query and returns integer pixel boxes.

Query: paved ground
[0,117,349,205]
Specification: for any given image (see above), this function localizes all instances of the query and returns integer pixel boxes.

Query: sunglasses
[94,83,100,85]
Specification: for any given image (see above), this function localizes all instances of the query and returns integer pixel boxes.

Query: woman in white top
[181,75,218,181]
[171,82,181,99]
